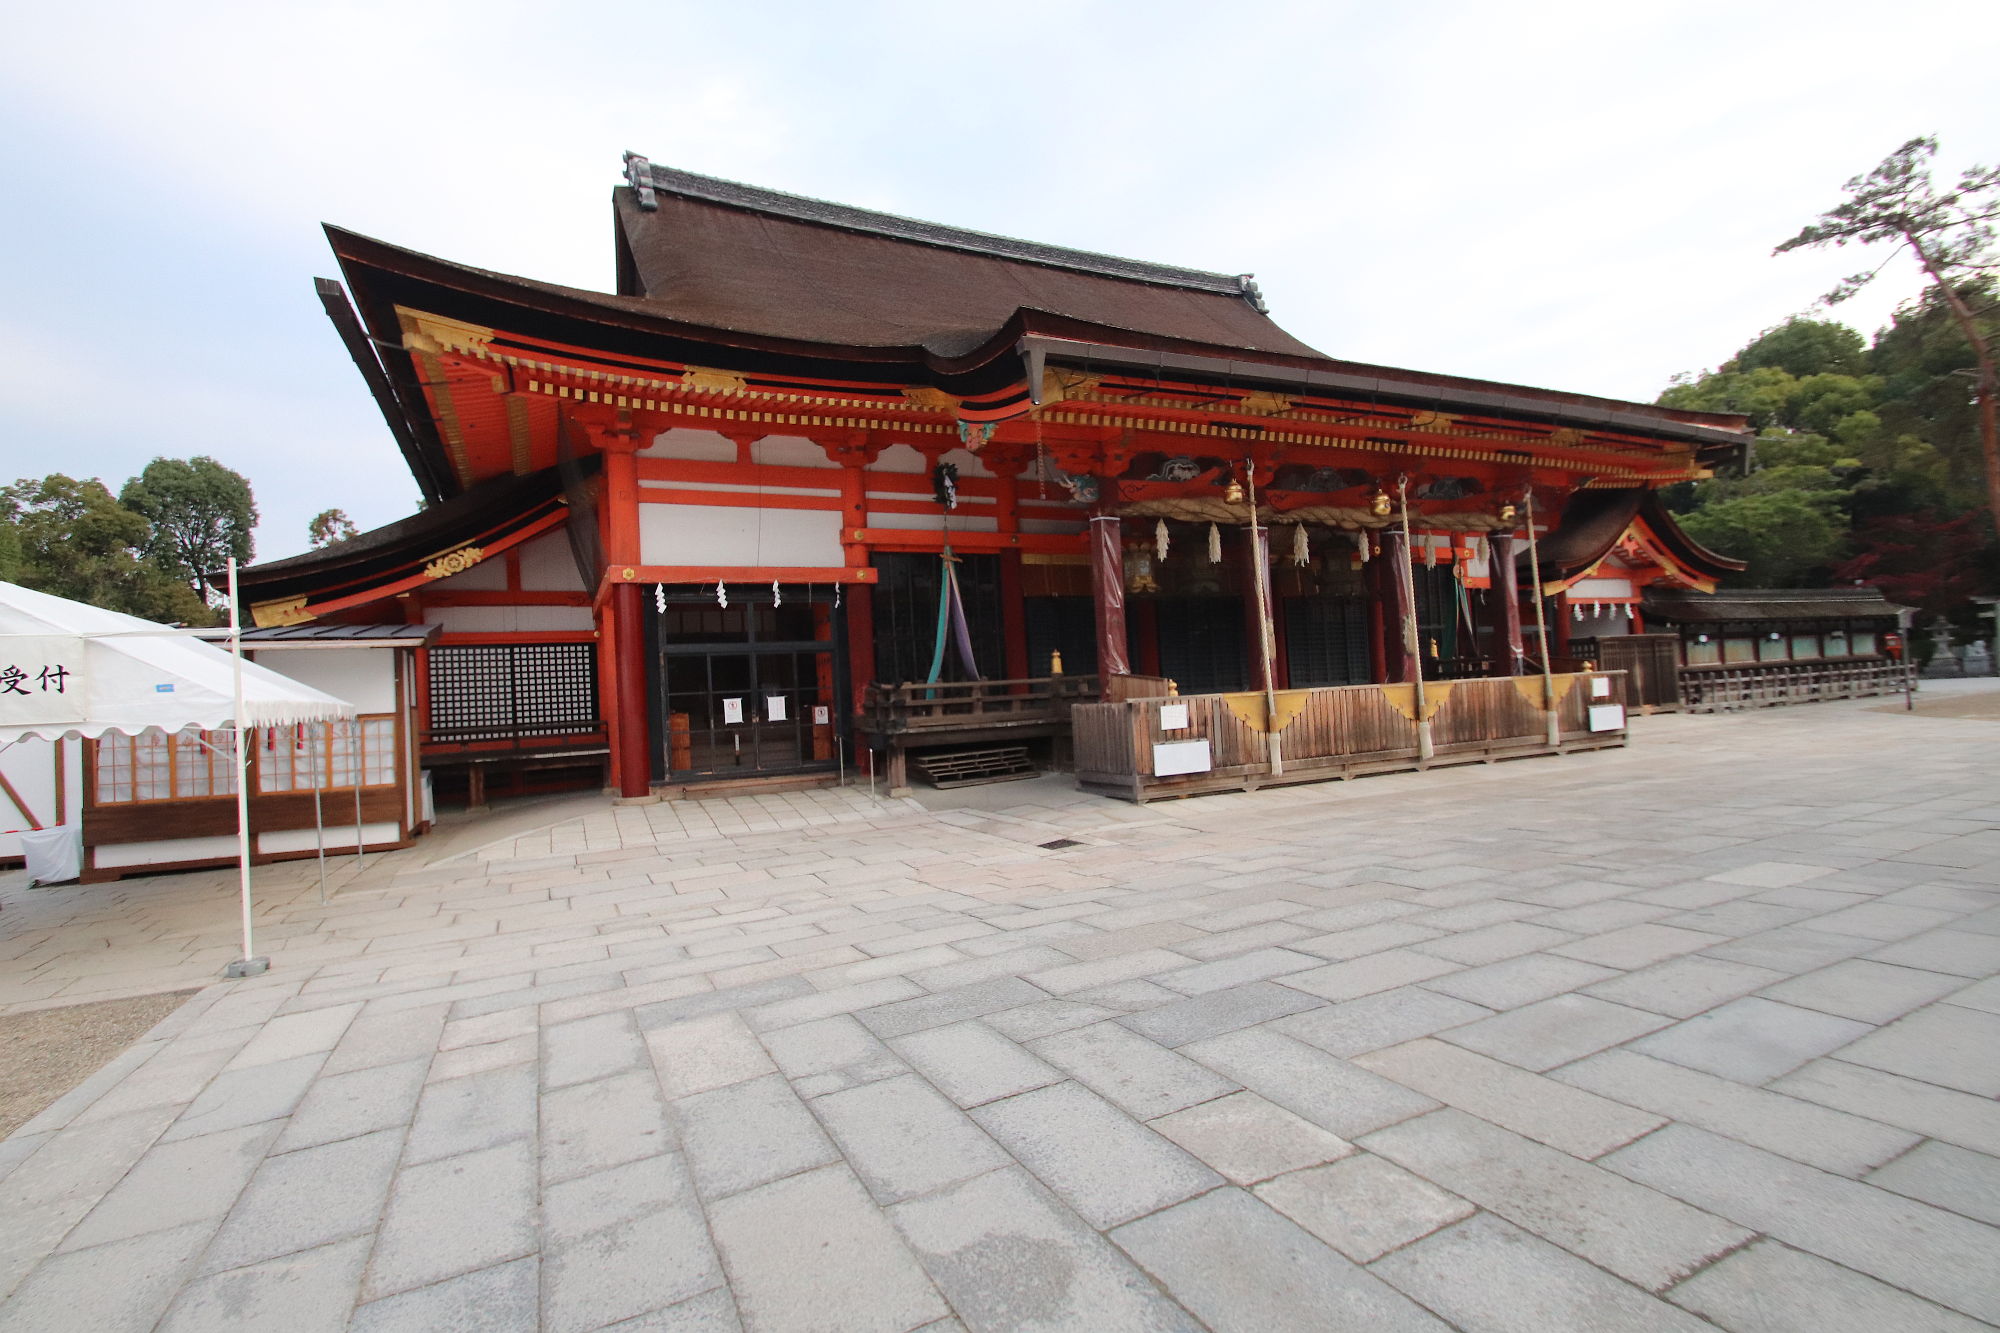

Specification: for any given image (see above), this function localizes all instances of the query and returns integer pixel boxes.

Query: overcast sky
[2,0,1996,563]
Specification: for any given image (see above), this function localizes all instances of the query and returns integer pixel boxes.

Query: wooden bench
[913,746,1038,789]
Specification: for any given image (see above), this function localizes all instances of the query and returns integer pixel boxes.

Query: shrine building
[235,154,1752,805]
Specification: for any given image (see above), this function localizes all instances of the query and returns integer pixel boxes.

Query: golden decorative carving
[250,596,313,628]
[423,546,485,580]
[1038,368,1101,406]
[901,386,960,412]
[1513,674,1579,710]
[1220,690,1312,734]
[1237,390,1293,416]
[680,366,748,393]
[395,308,496,356]
[1377,682,1453,723]
[1408,410,1457,431]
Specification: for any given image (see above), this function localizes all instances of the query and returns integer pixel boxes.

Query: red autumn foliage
[1833,510,1994,621]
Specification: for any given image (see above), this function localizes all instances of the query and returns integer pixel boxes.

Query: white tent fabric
[0,581,353,742]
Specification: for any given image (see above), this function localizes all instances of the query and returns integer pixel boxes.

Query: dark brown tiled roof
[612,168,1323,360]
[1529,490,1745,581]
[1644,587,1905,623]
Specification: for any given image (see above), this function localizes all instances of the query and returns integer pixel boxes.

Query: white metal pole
[224,559,267,978]
[313,778,327,906]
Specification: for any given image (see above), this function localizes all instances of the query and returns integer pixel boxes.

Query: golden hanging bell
[1498,502,1518,524]
[1370,489,1393,518]
[1223,477,1246,505]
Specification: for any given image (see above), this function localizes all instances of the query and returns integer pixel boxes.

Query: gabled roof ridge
[626,154,1259,300]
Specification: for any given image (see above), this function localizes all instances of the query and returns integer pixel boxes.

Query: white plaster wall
[643,428,735,462]
[96,835,240,869]
[1572,576,1637,600]
[639,504,843,567]
[428,553,509,590]
[871,443,928,474]
[864,513,999,533]
[0,738,81,860]
[424,606,597,633]
[259,822,401,855]
[518,529,587,591]
[250,648,393,714]
[753,437,836,469]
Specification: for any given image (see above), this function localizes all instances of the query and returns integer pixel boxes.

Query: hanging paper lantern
[1208,522,1222,564]
[654,582,665,614]
[716,580,728,610]
[772,580,782,608]
[1155,518,1169,562]
[1291,524,1309,567]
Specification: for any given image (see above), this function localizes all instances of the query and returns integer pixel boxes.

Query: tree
[308,508,360,548]
[0,474,213,623]
[119,456,257,600]
[1731,317,1867,379]
[1776,137,2000,535]
[1679,489,1846,587]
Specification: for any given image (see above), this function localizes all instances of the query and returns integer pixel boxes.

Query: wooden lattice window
[258,718,398,792]
[93,730,238,804]
[428,644,598,741]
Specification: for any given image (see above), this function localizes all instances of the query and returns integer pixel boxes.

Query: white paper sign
[1588,703,1626,733]
[0,635,86,727]
[813,705,830,725]
[765,694,787,722]
[1152,739,1213,776]
[1590,676,1612,699]
[1158,702,1191,731]
[722,697,744,725]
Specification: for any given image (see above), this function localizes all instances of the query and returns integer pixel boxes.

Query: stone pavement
[3,690,2000,1330]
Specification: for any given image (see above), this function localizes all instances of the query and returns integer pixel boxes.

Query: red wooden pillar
[596,427,652,798]
[1131,598,1161,677]
[1552,592,1573,658]
[846,581,876,770]
[1489,533,1524,675]
[995,467,1030,681]
[999,553,1030,681]
[1385,527,1418,684]
[610,582,649,796]
[1366,536,1388,684]
[1089,511,1131,678]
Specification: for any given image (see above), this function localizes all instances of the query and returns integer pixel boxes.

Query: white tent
[1,575,354,975]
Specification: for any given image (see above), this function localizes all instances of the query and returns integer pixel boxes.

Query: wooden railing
[1072,671,1626,802]
[1680,659,1911,712]
[860,676,1101,735]
[1102,674,1179,702]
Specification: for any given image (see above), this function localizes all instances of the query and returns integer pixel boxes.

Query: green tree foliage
[119,456,258,600]
[1659,289,2000,626]
[308,508,360,548]
[1732,318,1867,378]
[0,474,214,623]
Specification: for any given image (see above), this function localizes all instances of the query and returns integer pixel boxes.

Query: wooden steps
[913,746,1039,789]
